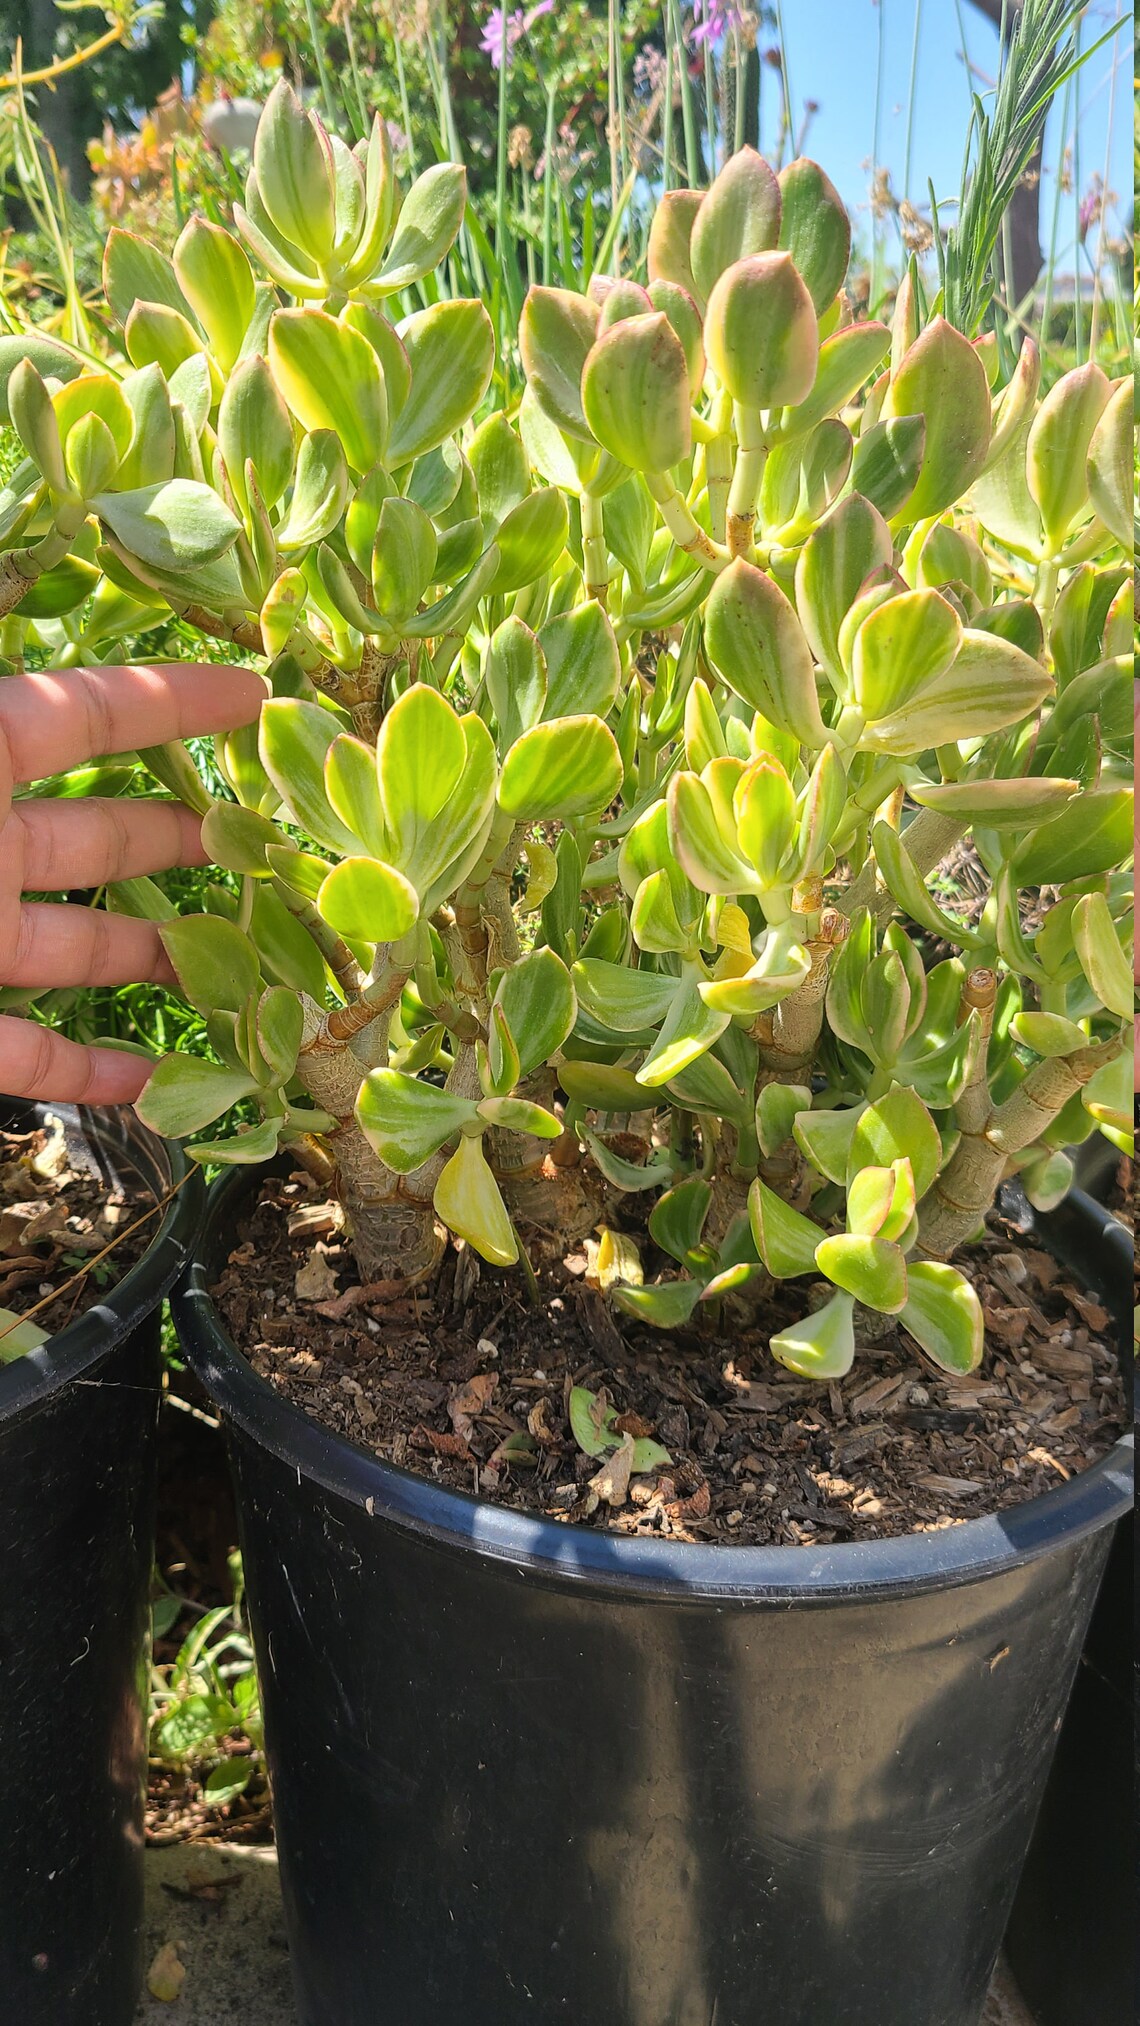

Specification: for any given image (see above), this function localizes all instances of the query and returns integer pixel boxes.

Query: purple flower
[480,0,554,69]
[1078,182,1102,241]
[689,0,742,46]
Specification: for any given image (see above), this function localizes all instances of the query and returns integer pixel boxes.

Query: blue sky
[752,0,1132,273]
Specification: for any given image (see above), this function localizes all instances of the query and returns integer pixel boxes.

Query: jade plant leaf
[1071,891,1132,1018]
[848,1088,942,1201]
[748,1179,822,1278]
[491,949,576,1081]
[815,1233,907,1314]
[388,301,495,465]
[704,560,827,747]
[317,858,419,944]
[0,1305,49,1362]
[136,1056,260,1138]
[612,1278,703,1329]
[770,1292,856,1380]
[372,162,466,293]
[355,1070,478,1172]
[571,960,677,1032]
[433,1131,517,1267]
[259,700,362,856]
[498,716,623,821]
[899,1261,984,1374]
[539,602,622,720]
[269,308,388,474]
[649,1176,713,1265]
[94,482,241,573]
[160,916,262,1016]
[689,147,782,301]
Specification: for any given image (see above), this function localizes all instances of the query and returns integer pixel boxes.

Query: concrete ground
[134,1843,1037,2024]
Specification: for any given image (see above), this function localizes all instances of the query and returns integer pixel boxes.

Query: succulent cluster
[2,83,1131,1383]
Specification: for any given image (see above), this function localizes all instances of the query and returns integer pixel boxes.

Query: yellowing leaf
[433,1133,517,1267]
[147,1942,186,2004]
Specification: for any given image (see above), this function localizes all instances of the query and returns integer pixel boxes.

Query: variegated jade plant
[2,88,1131,1385]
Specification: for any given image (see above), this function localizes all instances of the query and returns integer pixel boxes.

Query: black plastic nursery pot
[1003,1515,1133,2026]
[0,1102,203,2026]
[175,1175,1134,2026]
[1002,1190,1135,2026]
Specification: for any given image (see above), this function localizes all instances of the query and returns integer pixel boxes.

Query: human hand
[0,663,265,1106]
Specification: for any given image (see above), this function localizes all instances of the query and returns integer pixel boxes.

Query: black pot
[0,1102,203,2026]
[1070,1129,1128,1205]
[1003,1519,1133,2026]
[1002,1185,1135,2024]
[174,1179,1133,2026]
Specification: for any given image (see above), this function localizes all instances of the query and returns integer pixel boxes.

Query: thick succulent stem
[182,605,264,656]
[953,967,998,1137]
[331,1122,444,1284]
[499,1147,608,1251]
[0,551,42,619]
[334,641,407,742]
[757,909,846,1081]
[0,499,87,618]
[753,911,847,1204]
[705,428,733,545]
[293,994,441,1285]
[489,1067,606,1250]
[917,1036,1121,1259]
[726,405,767,558]
[647,471,730,573]
[580,489,609,605]
[272,877,366,998]
[984,1036,1121,1155]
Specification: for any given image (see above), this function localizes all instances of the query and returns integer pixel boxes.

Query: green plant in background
[0,80,1130,1386]
[151,1551,263,1809]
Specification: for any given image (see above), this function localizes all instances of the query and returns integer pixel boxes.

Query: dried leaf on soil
[147,1941,186,2001]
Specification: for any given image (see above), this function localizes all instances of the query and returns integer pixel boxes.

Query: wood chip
[1070,1293,1110,1332]
[448,1372,497,1442]
[287,1200,345,1240]
[851,1374,906,1416]
[313,1279,423,1318]
[411,1424,472,1462]
[983,1305,1031,1346]
[586,1432,635,1509]
[0,1200,68,1255]
[1034,1343,1095,1380]
[294,1251,340,1303]
[916,1473,985,1498]
[1027,1445,1070,1480]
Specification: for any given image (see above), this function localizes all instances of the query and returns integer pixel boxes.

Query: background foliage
[0,0,1130,1082]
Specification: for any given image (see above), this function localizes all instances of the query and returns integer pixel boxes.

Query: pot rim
[173,1170,1133,1606]
[0,1100,204,1426]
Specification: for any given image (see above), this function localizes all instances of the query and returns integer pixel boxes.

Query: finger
[0,1015,153,1105]
[0,662,266,800]
[11,799,208,893]
[2,904,175,989]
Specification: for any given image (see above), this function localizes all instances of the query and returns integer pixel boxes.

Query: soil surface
[213,1172,1128,1548]
[0,1118,155,1342]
